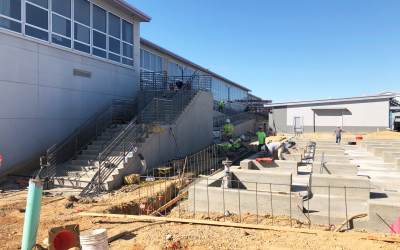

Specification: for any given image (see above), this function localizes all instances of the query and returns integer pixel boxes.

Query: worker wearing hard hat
[233,135,247,151]
[333,125,343,144]
[219,100,226,112]
[250,126,266,151]
[223,119,234,141]
[261,141,283,160]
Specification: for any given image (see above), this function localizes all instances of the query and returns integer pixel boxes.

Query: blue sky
[128,0,400,103]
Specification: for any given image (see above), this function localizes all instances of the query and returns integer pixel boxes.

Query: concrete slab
[360,141,384,148]
[366,144,391,152]
[311,173,370,199]
[314,155,350,163]
[395,158,400,170]
[312,163,358,176]
[240,159,298,175]
[373,147,400,157]
[315,149,345,155]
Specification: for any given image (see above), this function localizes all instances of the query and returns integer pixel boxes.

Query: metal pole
[328,185,331,231]
[223,178,226,222]
[123,129,126,157]
[207,178,209,219]
[139,176,141,216]
[164,172,167,217]
[238,180,241,223]
[193,179,196,219]
[256,182,258,225]
[307,185,310,229]
[98,153,101,194]
[270,183,273,226]
[290,183,292,228]
[345,185,349,231]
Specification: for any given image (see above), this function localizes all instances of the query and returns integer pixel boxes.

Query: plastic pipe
[21,175,44,250]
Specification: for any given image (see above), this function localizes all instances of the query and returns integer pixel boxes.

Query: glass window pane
[108,12,120,38]
[28,0,47,9]
[92,4,105,32]
[74,41,89,53]
[0,16,21,32]
[122,57,133,67]
[122,43,133,58]
[150,53,156,71]
[52,14,70,37]
[144,50,150,70]
[108,53,120,63]
[26,3,48,29]
[122,20,132,44]
[93,47,106,58]
[52,0,70,18]
[157,56,162,71]
[74,0,89,26]
[93,30,106,49]
[74,22,89,43]
[25,25,47,40]
[109,36,120,54]
[0,0,21,20]
[168,61,173,76]
[140,48,143,68]
[52,34,70,47]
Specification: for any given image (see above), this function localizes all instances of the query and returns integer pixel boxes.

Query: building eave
[264,95,396,108]
[140,37,251,92]
[113,0,151,22]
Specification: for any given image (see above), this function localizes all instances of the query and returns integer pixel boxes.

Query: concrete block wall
[312,163,358,176]
[311,173,370,199]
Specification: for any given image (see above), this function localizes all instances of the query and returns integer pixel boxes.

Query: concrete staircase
[53,90,199,190]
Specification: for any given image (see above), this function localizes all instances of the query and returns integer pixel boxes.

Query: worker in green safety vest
[223,119,234,141]
[233,135,247,150]
[219,100,225,112]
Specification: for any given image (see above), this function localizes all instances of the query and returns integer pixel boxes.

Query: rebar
[328,185,331,231]
[345,185,349,231]
[139,177,141,216]
[193,179,196,219]
[270,183,273,226]
[238,180,241,223]
[307,184,310,229]
[290,183,292,228]
[207,178,209,219]
[223,179,226,222]
[256,182,258,225]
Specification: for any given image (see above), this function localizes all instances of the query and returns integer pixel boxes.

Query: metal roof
[264,94,396,108]
[311,107,347,110]
[140,38,251,92]
[370,90,400,96]
[112,0,151,22]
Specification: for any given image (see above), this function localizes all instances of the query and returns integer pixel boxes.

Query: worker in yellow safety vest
[223,119,234,141]
[233,135,247,150]
[219,100,225,112]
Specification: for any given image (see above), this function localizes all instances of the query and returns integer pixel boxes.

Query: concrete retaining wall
[373,147,400,157]
[382,152,400,163]
[312,163,358,176]
[231,170,292,193]
[314,149,345,155]
[314,155,350,163]
[311,173,370,199]
[240,159,298,175]
[366,144,391,152]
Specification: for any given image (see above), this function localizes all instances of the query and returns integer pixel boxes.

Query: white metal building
[265,91,400,134]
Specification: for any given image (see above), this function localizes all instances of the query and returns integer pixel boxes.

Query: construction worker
[233,135,247,151]
[333,125,343,144]
[223,119,233,141]
[261,141,283,160]
[218,140,237,158]
[250,126,266,151]
[219,100,225,112]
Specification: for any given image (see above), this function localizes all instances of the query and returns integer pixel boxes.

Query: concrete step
[72,159,90,165]
[82,150,101,155]
[87,145,103,150]
[77,154,98,160]
[59,170,96,179]
[91,140,109,146]
[53,176,93,188]
[65,164,98,172]
[96,136,112,141]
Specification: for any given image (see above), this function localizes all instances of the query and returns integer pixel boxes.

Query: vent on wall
[73,69,92,78]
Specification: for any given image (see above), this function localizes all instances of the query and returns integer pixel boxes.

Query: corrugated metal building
[265,91,400,134]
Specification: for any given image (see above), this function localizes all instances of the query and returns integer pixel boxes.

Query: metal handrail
[80,98,172,196]
[213,112,255,132]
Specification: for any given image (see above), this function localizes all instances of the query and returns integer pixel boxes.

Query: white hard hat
[337,125,340,127]
[240,135,245,140]
[226,119,230,123]
[229,139,233,143]
[261,145,266,151]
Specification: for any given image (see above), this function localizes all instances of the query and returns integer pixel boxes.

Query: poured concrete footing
[311,173,370,199]
[373,147,400,157]
[240,159,298,175]
[382,152,400,163]
[314,154,350,163]
[314,149,345,155]
[312,163,358,176]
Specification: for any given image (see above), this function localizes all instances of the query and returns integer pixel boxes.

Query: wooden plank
[79,212,400,243]
[150,191,188,216]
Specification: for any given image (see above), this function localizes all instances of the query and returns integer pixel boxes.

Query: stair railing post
[123,129,126,157]
[75,129,78,159]
[156,99,159,123]
[98,153,101,194]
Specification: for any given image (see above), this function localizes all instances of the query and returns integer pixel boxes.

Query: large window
[140,48,162,73]
[0,0,134,67]
[0,0,22,33]
[212,78,248,111]
[168,60,195,77]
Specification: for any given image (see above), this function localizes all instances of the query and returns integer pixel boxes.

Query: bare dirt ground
[1,186,400,250]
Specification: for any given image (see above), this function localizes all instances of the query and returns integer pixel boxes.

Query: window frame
[91,3,107,60]
[50,0,72,49]
[0,0,23,34]
[72,0,91,54]
[107,10,121,63]
[24,0,49,42]
[141,48,163,73]
[121,18,133,66]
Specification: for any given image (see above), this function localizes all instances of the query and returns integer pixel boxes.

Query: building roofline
[140,37,251,92]
[264,94,396,108]
[113,0,151,22]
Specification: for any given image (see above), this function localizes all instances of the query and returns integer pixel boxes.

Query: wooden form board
[150,191,188,216]
[79,212,400,243]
